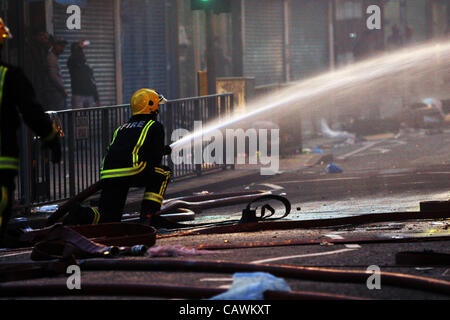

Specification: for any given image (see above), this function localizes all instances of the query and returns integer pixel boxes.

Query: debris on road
[146,245,216,258]
[320,118,356,143]
[324,162,343,174]
[210,272,291,300]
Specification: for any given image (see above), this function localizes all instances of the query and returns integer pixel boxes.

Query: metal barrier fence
[18,93,234,209]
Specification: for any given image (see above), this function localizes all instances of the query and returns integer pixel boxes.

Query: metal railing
[17,93,234,208]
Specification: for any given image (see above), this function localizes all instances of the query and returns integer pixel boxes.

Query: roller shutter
[289,0,329,81]
[53,0,117,107]
[121,0,168,102]
[243,0,284,86]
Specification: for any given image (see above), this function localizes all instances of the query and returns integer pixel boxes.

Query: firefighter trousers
[0,174,15,246]
[64,166,171,225]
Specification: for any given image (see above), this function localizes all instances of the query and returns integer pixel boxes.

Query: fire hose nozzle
[118,245,149,256]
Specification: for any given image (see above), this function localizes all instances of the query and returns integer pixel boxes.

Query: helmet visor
[158,94,167,105]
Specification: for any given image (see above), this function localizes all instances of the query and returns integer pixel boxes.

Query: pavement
[1,127,449,304]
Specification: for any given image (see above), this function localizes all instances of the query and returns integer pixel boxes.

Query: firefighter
[64,88,172,226]
[0,18,61,246]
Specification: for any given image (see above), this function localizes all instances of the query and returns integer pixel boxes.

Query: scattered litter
[415,267,434,272]
[320,118,356,142]
[324,163,343,174]
[30,205,59,214]
[364,225,403,231]
[12,217,28,222]
[210,272,291,300]
[391,235,408,239]
[423,98,446,118]
[313,148,324,154]
[146,245,215,258]
[320,241,334,246]
[193,191,210,196]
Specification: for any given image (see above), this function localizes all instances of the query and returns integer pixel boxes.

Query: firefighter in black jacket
[64,88,171,226]
[0,19,61,246]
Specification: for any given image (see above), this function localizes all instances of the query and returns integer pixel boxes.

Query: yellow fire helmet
[130,89,167,116]
[0,18,12,45]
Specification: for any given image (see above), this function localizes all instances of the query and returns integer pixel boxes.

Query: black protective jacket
[100,114,165,180]
[0,62,56,178]
[67,55,99,102]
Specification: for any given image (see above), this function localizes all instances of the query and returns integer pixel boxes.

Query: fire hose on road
[195,235,450,251]
[0,282,369,300]
[158,208,450,238]
[45,185,292,230]
[46,185,280,226]
[1,258,448,297]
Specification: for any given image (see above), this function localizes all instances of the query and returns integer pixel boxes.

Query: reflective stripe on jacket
[100,114,165,180]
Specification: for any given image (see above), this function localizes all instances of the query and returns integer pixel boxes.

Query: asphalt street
[0,128,449,302]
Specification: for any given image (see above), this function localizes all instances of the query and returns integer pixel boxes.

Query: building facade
[0,0,448,104]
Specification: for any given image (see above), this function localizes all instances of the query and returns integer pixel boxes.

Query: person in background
[387,25,403,50]
[403,26,415,46]
[44,38,68,110]
[214,37,231,77]
[67,40,100,108]
[353,30,377,61]
[29,30,51,105]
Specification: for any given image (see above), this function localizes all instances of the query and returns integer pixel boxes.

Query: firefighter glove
[163,145,172,156]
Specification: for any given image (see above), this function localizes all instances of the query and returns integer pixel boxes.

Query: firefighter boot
[63,202,101,226]
[140,200,162,226]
